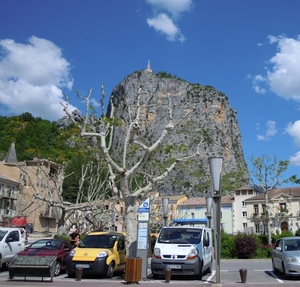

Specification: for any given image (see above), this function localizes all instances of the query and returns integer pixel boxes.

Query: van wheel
[196,261,203,280]
[106,262,114,278]
[152,272,159,279]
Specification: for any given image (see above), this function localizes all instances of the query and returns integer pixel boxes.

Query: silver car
[272,236,300,279]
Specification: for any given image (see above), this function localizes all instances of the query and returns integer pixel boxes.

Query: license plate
[76,264,89,268]
[166,265,181,269]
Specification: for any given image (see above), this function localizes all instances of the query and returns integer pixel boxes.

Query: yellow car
[66,231,126,278]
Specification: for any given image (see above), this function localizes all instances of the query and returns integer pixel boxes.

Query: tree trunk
[126,195,137,257]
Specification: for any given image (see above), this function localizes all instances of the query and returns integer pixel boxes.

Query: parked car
[12,239,72,276]
[0,227,27,267]
[272,236,300,279]
[66,231,126,278]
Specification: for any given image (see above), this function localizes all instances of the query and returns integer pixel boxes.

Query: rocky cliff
[107,69,249,196]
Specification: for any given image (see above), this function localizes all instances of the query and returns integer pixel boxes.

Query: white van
[151,226,213,279]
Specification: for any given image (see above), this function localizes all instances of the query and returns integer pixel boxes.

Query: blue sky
[1,0,300,183]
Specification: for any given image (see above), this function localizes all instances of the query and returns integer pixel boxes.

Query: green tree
[249,154,300,244]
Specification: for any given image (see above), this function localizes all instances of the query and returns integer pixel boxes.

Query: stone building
[0,143,60,233]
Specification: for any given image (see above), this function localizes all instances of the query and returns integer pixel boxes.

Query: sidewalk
[0,281,292,287]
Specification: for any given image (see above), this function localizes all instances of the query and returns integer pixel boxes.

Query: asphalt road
[1,259,300,286]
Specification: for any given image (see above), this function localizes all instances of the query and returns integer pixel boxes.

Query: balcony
[277,211,289,218]
[251,213,260,222]
[40,211,56,220]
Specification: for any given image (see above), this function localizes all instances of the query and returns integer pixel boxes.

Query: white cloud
[146,0,193,18]
[147,13,185,42]
[289,151,300,166]
[253,35,300,100]
[0,36,76,121]
[285,120,300,146]
[146,0,193,42]
[257,120,277,141]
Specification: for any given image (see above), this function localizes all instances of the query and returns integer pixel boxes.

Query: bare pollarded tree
[61,83,205,255]
[249,154,300,244]
[16,158,110,234]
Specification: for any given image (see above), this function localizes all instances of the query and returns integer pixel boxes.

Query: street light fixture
[209,156,223,284]
[205,196,213,228]
[162,198,169,227]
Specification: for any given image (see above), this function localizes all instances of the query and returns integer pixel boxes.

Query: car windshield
[29,239,62,250]
[158,228,202,244]
[284,239,300,251]
[0,230,8,241]
[78,234,117,248]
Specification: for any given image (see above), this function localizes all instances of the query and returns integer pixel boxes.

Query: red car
[15,239,72,276]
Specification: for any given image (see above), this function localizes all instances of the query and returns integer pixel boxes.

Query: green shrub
[234,233,257,259]
[254,244,274,258]
[220,231,236,258]
[272,230,294,243]
[54,234,69,243]
[257,234,268,245]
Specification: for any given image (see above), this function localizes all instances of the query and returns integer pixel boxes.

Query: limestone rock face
[107,70,248,196]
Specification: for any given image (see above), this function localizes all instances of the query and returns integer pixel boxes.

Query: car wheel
[196,260,203,280]
[282,262,288,279]
[106,262,114,278]
[272,259,278,274]
[54,261,61,277]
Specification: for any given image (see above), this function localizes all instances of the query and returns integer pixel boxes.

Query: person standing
[69,228,80,247]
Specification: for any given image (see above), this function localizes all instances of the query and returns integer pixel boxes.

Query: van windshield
[78,234,117,248]
[157,228,202,244]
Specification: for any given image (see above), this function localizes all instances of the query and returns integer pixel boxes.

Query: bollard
[239,268,247,283]
[164,268,171,283]
[76,266,83,281]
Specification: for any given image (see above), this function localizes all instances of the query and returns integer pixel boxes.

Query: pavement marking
[204,270,215,283]
[268,270,284,283]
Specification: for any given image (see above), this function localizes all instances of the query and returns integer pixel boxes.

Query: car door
[117,235,126,268]
[61,241,71,268]
[3,230,22,262]
[273,239,283,271]
[202,229,210,269]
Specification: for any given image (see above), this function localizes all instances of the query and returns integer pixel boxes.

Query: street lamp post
[205,196,213,228]
[209,156,223,284]
[162,198,169,227]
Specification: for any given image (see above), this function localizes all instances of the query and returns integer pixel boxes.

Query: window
[280,203,287,212]
[9,231,19,242]
[242,212,247,217]
[254,205,259,214]
[243,223,247,228]
[255,223,260,233]
[242,201,246,207]
[236,191,240,195]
